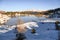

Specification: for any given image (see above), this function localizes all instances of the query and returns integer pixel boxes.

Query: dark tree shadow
[16,33,26,40]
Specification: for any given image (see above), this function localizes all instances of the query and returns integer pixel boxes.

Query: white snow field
[0,16,60,40]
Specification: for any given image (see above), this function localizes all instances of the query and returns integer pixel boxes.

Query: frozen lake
[0,16,60,40]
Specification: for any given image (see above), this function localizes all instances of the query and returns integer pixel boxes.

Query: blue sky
[0,0,60,11]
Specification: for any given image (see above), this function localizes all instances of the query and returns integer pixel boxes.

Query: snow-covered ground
[0,16,60,40]
[0,14,10,24]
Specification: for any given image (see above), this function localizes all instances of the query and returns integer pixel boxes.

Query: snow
[0,16,60,40]
[0,15,10,24]
[23,22,39,29]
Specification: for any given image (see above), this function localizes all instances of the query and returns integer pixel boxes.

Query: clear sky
[0,0,60,11]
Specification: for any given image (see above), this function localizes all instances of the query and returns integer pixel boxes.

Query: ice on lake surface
[0,16,60,40]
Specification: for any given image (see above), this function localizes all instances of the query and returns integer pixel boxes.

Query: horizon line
[0,7,59,12]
